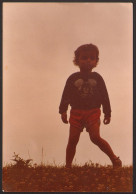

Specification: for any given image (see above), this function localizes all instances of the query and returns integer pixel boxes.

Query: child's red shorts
[69,108,101,132]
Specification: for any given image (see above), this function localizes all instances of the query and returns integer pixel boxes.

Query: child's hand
[103,117,111,125]
[61,112,68,124]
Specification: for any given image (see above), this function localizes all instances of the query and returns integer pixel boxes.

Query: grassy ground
[2,162,133,192]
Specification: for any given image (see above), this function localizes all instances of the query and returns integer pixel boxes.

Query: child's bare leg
[66,125,81,167]
[88,123,117,163]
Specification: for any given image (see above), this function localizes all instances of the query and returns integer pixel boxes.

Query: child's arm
[61,112,68,124]
[59,78,71,123]
[99,76,111,124]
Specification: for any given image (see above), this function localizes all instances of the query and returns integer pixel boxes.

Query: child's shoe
[112,157,122,168]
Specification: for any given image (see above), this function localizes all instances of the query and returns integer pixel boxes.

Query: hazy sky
[3,3,133,166]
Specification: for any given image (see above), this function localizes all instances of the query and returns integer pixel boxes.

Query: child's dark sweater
[59,71,111,117]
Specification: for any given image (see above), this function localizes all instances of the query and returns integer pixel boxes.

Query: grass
[2,153,133,192]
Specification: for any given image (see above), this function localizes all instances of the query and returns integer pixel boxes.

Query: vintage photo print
[2,2,133,192]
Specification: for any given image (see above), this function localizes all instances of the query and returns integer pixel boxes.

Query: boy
[59,43,122,168]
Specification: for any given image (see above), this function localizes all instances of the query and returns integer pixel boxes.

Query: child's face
[78,50,98,72]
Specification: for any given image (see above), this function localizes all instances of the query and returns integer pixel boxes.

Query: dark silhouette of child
[59,43,122,168]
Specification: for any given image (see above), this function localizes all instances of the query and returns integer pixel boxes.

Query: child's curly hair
[73,43,99,66]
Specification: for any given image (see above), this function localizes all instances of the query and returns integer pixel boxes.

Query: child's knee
[90,134,101,145]
[68,136,79,147]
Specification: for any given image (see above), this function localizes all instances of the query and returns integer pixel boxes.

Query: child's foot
[112,157,122,168]
[65,164,72,169]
